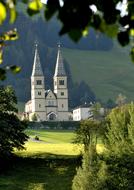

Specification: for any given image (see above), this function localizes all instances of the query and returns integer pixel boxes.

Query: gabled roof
[54,44,66,77]
[45,89,57,99]
[31,44,43,77]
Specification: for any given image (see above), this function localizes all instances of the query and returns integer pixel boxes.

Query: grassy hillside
[62,46,134,102]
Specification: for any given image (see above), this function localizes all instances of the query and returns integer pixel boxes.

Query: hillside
[62,45,134,103]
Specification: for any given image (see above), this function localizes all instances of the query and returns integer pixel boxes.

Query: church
[25,44,69,121]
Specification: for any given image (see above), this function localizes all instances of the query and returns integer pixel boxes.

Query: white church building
[25,44,69,121]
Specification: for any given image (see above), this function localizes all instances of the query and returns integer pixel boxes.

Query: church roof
[31,44,43,77]
[45,89,57,99]
[54,44,66,77]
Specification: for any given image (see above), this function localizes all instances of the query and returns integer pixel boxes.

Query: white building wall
[25,102,32,113]
[73,108,81,121]
[73,107,93,121]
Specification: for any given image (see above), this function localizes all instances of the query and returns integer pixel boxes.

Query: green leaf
[130,29,134,37]
[27,0,43,16]
[82,28,89,37]
[0,2,7,24]
[45,0,60,20]
[9,8,17,24]
[68,29,82,42]
[3,29,19,41]
[27,8,39,16]
[28,0,43,10]
[92,15,102,29]
[0,49,3,64]
[10,65,21,74]
[22,0,29,3]
[117,31,129,46]
[100,20,118,37]
[0,68,6,80]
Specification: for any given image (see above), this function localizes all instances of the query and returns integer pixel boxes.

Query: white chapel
[25,44,69,121]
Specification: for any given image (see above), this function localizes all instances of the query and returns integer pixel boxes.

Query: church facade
[25,44,69,121]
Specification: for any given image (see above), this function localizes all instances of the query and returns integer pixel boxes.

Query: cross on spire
[57,41,62,49]
[54,42,66,77]
[34,40,38,48]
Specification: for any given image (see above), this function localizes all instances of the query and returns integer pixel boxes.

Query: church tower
[53,44,69,120]
[31,43,46,121]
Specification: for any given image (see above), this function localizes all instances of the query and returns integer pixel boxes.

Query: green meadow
[62,46,134,102]
[0,130,80,190]
[0,129,104,190]
[18,129,81,157]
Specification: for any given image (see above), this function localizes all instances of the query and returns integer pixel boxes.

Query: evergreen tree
[0,112,28,157]
[0,86,28,158]
[0,86,18,113]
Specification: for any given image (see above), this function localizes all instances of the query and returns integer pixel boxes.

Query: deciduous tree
[73,119,102,152]
[73,103,134,190]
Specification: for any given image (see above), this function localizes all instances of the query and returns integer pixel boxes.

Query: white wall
[73,107,93,121]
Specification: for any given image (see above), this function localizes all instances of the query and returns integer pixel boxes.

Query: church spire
[54,43,66,77]
[32,43,43,77]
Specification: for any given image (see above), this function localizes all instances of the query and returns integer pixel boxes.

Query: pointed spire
[32,43,43,77]
[54,43,66,77]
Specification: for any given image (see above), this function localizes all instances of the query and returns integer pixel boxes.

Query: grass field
[0,130,104,190]
[17,129,81,157]
[0,156,77,190]
[0,130,80,190]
